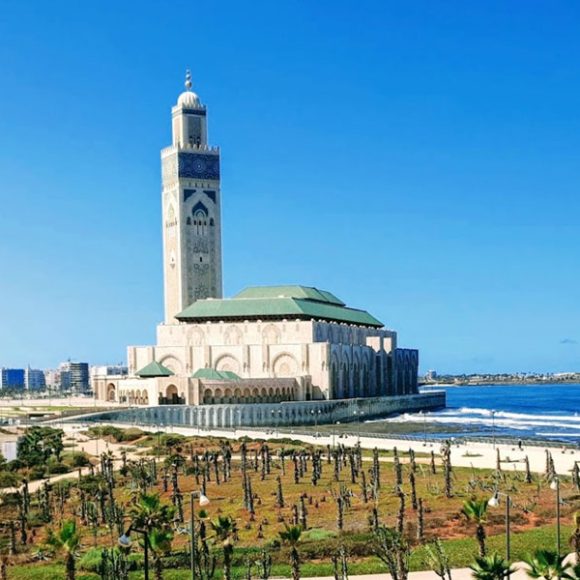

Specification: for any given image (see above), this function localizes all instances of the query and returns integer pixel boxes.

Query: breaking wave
[377,385,580,442]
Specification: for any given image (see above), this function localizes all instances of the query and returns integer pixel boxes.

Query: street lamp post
[310,409,321,436]
[488,491,511,563]
[190,490,210,579]
[491,410,496,449]
[119,526,150,580]
[550,477,561,557]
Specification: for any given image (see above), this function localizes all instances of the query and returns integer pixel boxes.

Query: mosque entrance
[106,384,116,402]
[158,384,185,405]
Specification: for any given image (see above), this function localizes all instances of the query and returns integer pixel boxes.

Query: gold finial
[185,69,192,91]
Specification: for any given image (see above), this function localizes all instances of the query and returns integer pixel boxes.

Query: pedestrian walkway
[305,553,578,579]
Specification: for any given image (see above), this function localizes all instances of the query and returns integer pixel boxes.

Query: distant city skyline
[1,1,579,373]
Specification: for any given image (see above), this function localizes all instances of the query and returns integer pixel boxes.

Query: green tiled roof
[136,361,174,378]
[176,285,383,328]
[234,285,345,306]
[192,368,240,380]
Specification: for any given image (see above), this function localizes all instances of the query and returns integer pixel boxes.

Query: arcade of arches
[201,385,294,405]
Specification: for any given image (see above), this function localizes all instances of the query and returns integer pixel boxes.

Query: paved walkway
[306,567,525,579]
[306,553,578,579]
[62,421,580,477]
[1,426,142,494]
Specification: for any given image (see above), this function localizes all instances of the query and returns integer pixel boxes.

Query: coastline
[422,380,580,387]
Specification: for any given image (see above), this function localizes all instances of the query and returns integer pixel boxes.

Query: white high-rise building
[161,71,222,322]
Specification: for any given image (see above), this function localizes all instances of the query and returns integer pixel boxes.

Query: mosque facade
[93,75,445,426]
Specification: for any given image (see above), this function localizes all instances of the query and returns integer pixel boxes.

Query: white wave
[383,411,580,432]
[450,407,580,423]
[456,407,495,415]
[536,433,580,438]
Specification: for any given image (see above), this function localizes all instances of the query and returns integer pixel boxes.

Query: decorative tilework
[178,153,220,180]
[184,189,197,202]
[203,190,217,203]
[192,201,208,216]
[182,109,207,116]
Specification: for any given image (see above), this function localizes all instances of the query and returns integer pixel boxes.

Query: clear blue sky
[1,1,579,374]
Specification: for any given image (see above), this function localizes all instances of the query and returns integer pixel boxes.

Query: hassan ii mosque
[93,73,445,428]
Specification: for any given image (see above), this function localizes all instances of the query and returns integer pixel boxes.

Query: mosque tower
[160,72,223,322]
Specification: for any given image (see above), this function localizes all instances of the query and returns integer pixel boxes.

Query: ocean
[393,384,580,443]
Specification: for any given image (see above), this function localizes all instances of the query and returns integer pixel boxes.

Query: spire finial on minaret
[185,69,192,91]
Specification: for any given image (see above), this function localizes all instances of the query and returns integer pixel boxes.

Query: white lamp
[118,533,132,548]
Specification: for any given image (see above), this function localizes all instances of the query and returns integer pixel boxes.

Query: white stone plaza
[93,74,445,426]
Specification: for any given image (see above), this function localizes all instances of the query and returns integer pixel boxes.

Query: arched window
[191,202,209,236]
[193,210,207,235]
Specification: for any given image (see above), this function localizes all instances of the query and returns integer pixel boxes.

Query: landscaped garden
[0,424,578,578]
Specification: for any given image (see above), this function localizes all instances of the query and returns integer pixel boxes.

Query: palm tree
[211,515,237,580]
[462,499,488,557]
[279,525,302,580]
[129,493,175,533]
[148,528,173,580]
[47,520,81,580]
[523,549,573,580]
[128,493,175,578]
[470,552,515,580]
[569,511,580,563]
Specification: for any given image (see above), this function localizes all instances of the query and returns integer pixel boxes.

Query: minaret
[161,72,223,322]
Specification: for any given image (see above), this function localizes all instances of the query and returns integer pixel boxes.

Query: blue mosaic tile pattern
[178,153,220,180]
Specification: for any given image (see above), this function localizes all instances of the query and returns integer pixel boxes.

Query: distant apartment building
[425,370,438,381]
[90,365,128,379]
[59,361,90,394]
[0,368,25,390]
[25,367,46,390]
[90,365,128,395]
[44,369,61,390]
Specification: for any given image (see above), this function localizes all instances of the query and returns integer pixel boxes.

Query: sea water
[393,384,580,443]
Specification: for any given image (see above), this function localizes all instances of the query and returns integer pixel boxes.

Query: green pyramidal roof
[192,368,240,380]
[176,285,383,328]
[136,361,174,378]
[234,286,346,306]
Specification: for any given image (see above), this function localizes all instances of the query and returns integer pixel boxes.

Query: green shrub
[6,459,25,471]
[160,551,190,569]
[79,548,143,573]
[29,465,46,480]
[79,548,102,572]
[63,451,91,468]
[120,427,144,441]
[159,433,186,448]
[0,470,20,488]
[46,462,68,475]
